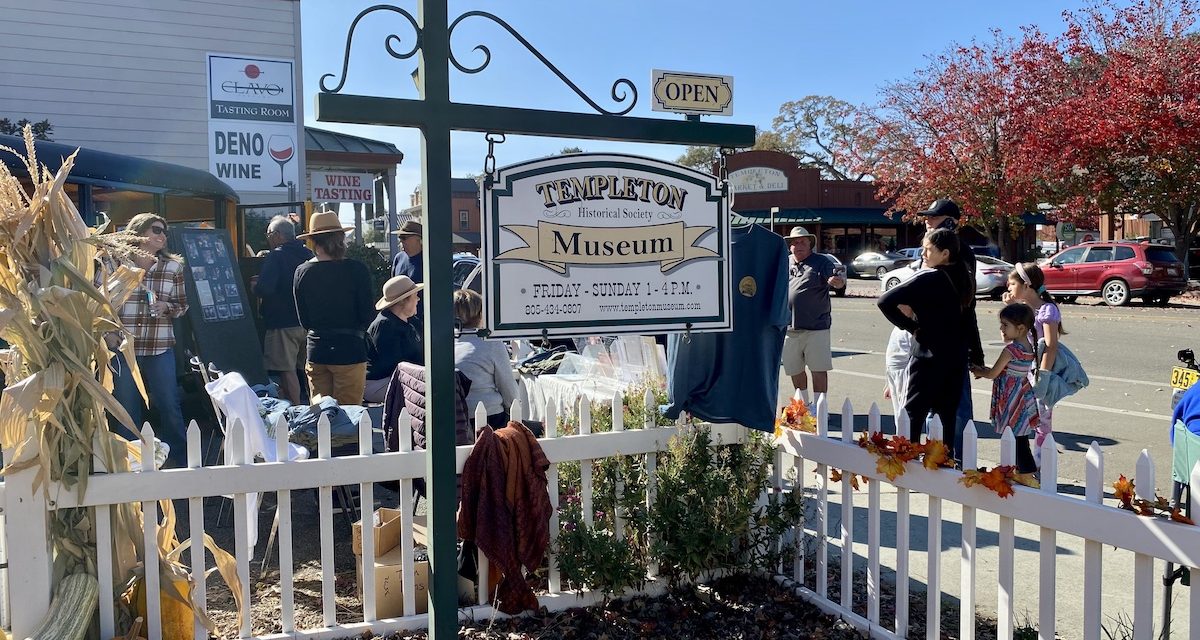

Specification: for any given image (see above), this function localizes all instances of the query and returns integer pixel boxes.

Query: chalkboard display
[170,228,267,384]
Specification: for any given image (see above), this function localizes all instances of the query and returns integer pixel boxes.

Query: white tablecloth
[517,373,626,424]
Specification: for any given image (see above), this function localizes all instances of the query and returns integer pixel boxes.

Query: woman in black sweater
[877,228,974,455]
[293,211,376,405]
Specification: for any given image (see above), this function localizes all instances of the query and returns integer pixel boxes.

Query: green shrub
[345,241,390,295]
[552,380,805,593]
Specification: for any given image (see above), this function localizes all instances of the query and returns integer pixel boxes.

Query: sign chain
[483,132,506,188]
[719,147,735,211]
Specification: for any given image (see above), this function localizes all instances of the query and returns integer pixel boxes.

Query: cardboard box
[355,545,430,617]
[412,514,428,547]
[351,507,404,556]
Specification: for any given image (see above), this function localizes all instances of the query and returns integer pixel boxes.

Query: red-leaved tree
[1013,0,1200,263]
[868,31,1042,260]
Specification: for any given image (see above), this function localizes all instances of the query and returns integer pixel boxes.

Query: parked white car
[974,255,1015,299]
[879,254,1015,298]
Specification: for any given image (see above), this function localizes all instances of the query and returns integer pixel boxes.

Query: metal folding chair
[188,354,226,467]
[1161,422,1199,637]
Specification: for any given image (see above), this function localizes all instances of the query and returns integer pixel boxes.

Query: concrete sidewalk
[805,476,1192,639]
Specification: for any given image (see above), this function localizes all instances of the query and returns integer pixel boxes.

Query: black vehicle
[452,252,482,293]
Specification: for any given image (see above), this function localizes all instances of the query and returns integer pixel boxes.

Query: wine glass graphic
[268,134,294,188]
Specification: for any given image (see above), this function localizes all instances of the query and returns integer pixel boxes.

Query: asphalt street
[805,282,1197,486]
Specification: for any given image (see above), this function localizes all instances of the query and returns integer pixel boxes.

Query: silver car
[849,251,915,279]
[879,254,1014,298]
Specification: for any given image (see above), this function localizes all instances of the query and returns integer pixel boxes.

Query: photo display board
[171,228,266,384]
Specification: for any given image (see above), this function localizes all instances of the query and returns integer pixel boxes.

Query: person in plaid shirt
[111,213,189,467]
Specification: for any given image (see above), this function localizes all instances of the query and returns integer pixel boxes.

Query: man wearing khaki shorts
[782,227,845,403]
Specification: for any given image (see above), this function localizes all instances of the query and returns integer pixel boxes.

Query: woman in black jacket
[877,228,974,455]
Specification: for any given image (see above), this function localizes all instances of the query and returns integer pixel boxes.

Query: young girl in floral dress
[970,303,1040,473]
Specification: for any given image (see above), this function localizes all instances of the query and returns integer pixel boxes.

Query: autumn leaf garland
[1112,474,1194,525]
[857,431,955,481]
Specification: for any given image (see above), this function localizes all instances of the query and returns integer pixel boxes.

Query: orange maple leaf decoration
[921,439,953,470]
[1112,475,1135,509]
[1170,508,1195,525]
[774,398,818,439]
[876,456,907,482]
[960,466,1019,498]
[828,468,863,491]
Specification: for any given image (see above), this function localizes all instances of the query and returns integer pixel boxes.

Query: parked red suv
[1041,241,1186,306]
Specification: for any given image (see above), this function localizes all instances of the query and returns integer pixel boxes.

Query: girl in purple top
[1003,262,1067,461]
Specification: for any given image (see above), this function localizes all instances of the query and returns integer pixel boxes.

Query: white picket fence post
[1083,442,1104,640]
[959,421,979,640]
[2,447,52,639]
[996,428,1016,640]
[1038,435,1059,640]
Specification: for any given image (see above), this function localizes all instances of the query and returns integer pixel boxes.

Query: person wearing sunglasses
[110,213,190,467]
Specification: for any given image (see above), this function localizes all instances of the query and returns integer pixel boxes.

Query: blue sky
[299,1,1093,210]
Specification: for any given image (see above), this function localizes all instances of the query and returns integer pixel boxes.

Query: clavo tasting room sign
[206,53,299,192]
[482,154,731,338]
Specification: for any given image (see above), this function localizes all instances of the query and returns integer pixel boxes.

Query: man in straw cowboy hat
[293,209,376,405]
[782,226,845,404]
[390,220,424,283]
[363,275,425,403]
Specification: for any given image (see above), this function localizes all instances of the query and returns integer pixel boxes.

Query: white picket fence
[2,392,1198,640]
[1,391,750,640]
[775,395,1200,640]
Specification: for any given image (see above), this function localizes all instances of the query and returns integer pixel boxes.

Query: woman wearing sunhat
[293,210,376,405]
[363,275,425,403]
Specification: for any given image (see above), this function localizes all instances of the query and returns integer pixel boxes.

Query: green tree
[673,129,786,172]
[0,117,54,140]
[559,145,584,154]
[771,95,880,180]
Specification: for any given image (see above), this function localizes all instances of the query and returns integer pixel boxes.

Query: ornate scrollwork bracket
[320,4,421,94]
[447,10,638,116]
[322,6,639,117]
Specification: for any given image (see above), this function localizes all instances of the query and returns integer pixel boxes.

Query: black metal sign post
[316,4,754,637]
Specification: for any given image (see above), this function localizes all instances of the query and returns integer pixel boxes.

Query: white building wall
[0,0,300,202]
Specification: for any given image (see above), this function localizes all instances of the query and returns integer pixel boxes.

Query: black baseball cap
[916,199,961,219]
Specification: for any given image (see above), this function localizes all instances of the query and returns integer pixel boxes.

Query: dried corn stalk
[0,127,241,630]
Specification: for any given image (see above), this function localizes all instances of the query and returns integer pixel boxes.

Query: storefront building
[726,150,923,262]
[0,0,306,240]
[727,150,1050,263]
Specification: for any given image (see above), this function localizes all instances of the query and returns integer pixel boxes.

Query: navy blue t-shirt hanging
[665,224,789,431]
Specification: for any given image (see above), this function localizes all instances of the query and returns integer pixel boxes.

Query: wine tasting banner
[481,153,731,339]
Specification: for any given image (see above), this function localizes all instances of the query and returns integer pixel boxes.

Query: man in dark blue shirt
[253,215,313,403]
[390,220,424,283]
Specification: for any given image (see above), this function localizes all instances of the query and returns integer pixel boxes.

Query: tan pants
[306,361,367,406]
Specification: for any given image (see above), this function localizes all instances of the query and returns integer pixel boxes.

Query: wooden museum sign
[481,153,731,338]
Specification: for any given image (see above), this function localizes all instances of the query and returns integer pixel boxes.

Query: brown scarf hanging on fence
[457,421,552,613]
